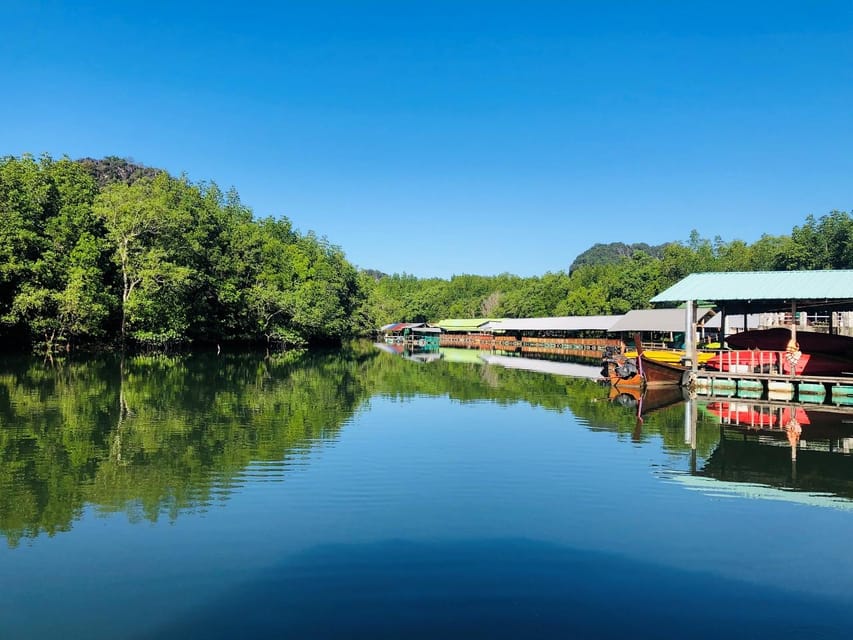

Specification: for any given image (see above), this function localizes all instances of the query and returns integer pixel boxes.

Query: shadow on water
[138,537,847,640]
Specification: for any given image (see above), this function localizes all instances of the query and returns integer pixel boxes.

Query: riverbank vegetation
[0,154,371,352]
[366,211,853,324]
[2,153,851,350]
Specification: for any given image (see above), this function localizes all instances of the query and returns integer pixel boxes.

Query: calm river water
[2,343,853,639]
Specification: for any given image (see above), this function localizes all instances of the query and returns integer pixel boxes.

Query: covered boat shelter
[608,308,716,347]
[650,270,853,370]
[491,315,623,359]
[491,315,622,334]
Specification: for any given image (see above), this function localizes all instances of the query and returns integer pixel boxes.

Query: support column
[684,299,697,372]
[790,300,798,346]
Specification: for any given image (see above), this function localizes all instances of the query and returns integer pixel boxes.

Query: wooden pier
[438,334,623,359]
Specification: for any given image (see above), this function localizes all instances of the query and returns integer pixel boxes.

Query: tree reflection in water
[2,342,852,546]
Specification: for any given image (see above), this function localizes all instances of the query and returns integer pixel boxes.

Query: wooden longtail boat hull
[603,354,688,387]
[603,332,690,388]
[639,353,689,387]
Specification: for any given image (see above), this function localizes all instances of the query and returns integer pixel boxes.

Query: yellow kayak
[623,349,716,365]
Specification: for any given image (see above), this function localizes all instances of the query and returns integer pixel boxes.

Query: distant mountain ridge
[569,241,669,273]
[76,156,161,187]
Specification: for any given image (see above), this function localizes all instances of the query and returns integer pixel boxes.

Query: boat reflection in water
[607,384,689,441]
[606,382,853,508]
[694,398,853,503]
[671,396,853,509]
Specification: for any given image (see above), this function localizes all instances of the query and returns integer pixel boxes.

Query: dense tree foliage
[3,154,850,342]
[0,154,370,350]
[369,213,853,324]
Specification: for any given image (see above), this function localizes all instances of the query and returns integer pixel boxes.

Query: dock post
[683,299,698,372]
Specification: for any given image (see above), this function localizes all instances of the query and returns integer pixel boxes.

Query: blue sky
[2,1,851,278]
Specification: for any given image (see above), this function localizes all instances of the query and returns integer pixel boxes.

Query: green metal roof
[436,318,501,331]
[651,270,853,303]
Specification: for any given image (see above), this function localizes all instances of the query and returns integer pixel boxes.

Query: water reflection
[0,349,367,547]
[690,397,853,503]
[6,344,853,640]
[3,343,853,548]
[0,345,629,546]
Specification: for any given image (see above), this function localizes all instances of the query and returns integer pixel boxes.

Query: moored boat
[638,353,690,387]
[601,337,690,388]
[706,350,852,376]
[623,348,716,366]
[726,328,853,357]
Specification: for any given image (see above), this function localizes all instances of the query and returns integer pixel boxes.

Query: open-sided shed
[650,270,853,368]
[650,271,853,314]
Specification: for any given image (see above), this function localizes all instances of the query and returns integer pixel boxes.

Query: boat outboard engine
[615,359,638,378]
[600,345,620,377]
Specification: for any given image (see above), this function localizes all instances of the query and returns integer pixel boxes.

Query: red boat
[726,328,853,357]
[706,350,851,376]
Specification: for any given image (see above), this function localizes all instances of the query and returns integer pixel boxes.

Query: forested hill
[365,215,853,325]
[77,156,161,188]
[0,153,373,352]
[569,242,668,273]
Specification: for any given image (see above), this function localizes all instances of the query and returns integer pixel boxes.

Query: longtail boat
[638,352,690,386]
[601,333,689,388]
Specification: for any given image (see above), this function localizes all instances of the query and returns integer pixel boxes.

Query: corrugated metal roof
[651,270,853,303]
[492,315,622,332]
[437,318,500,331]
[381,322,426,332]
[608,308,714,333]
[411,326,441,333]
